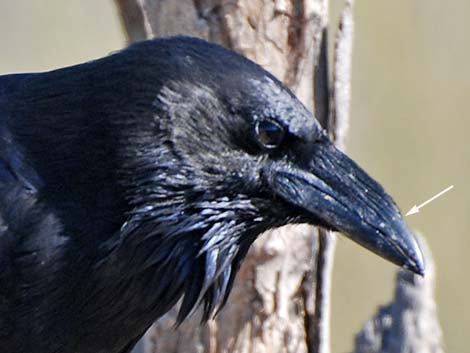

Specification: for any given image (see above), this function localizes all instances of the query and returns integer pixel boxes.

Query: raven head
[98,37,424,323]
[0,36,426,353]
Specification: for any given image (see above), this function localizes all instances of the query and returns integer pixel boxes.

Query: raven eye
[254,119,285,150]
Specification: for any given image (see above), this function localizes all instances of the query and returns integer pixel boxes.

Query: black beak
[266,140,425,275]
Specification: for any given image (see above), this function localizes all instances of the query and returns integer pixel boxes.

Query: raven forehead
[244,77,324,141]
[132,36,268,85]
[127,37,323,142]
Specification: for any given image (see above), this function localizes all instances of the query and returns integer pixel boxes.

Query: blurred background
[0,1,467,352]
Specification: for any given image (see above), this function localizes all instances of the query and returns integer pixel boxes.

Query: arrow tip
[406,205,420,216]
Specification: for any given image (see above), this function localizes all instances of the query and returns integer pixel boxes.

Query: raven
[0,37,424,353]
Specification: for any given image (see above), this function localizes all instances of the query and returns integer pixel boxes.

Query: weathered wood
[114,0,149,43]
[329,0,353,150]
[352,235,444,353]
[311,3,354,353]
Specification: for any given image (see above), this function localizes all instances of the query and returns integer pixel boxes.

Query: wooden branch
[352,235,444,353]
[329,0,353,150]
[115,0,150,43]
[312,3,354,353]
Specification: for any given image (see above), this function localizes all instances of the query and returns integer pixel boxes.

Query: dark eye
[254,119,285,150]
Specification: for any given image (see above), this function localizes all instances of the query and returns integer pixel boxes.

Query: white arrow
[406,185,454,216]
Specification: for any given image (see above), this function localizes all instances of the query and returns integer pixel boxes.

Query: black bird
[0,37,424,353]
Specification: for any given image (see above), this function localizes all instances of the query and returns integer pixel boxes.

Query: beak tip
[402,234,426,277]
[406,259,425,277]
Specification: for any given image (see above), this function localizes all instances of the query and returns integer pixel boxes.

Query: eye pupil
[255,119,285,150]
